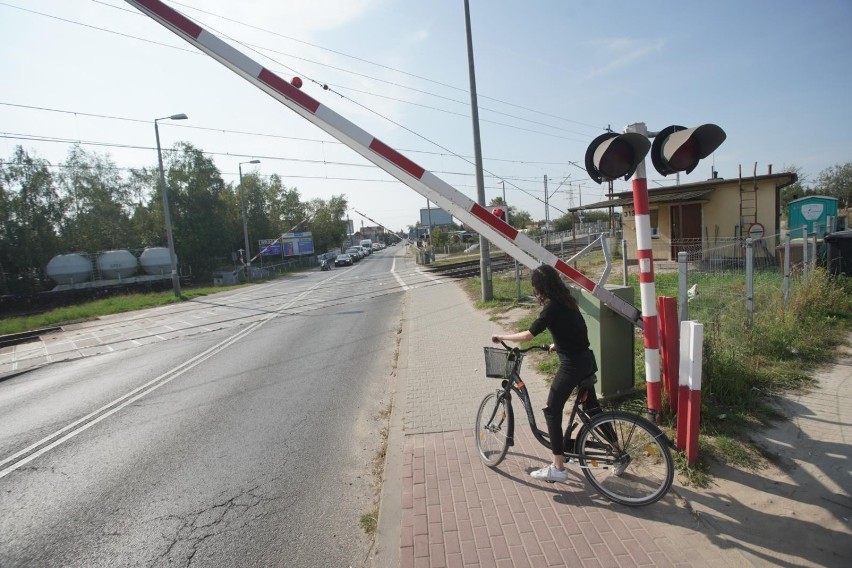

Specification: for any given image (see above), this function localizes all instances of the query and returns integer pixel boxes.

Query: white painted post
[745,238,754,327]
[783,234,791,303]
[678,251,688,322]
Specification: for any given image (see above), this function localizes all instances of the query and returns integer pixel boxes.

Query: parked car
[334,253,353,267]
[346,247,363,261]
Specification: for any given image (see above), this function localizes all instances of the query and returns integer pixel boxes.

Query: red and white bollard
[677,321,703,464]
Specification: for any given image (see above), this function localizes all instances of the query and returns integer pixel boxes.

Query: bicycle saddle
[578,374,598,389]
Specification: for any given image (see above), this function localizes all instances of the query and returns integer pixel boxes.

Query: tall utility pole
[463,0,492,301]
[543,174,550,248]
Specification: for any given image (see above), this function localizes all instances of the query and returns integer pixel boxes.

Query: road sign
[747,223,765,240]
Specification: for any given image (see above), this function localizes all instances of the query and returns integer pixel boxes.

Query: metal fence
[609,232,826,328]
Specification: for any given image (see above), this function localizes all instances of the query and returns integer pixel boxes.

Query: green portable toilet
[571,285,635,400]
[788,195,839,238]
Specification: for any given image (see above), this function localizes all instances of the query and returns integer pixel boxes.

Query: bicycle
[475,341,674,507]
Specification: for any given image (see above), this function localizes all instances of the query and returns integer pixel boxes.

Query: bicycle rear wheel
[475,391,513,467]
[576,411,673,506]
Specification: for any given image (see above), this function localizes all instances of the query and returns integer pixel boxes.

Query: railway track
[425,239,591,279]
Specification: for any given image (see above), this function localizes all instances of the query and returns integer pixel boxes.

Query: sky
[2,0,851,236]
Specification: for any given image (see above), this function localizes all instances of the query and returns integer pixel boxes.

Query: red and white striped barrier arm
[125,0,641,327]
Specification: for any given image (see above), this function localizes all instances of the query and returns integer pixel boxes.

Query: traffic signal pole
[625,122,662,417]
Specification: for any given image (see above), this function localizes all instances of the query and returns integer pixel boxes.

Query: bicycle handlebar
[498,340,550,353]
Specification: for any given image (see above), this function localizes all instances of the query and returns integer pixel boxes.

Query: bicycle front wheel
[576,411,674,506]
[475,391,513,467]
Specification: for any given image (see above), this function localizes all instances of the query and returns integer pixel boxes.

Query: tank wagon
[46,247,176,292]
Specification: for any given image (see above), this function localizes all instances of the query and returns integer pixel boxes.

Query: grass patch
[359,508,379,536]
[467,265,852,485]
[0,284,247,335]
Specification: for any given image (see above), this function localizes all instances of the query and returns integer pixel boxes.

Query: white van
[360,239,373,255]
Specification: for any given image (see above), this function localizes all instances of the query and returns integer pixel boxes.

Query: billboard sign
[420,207,453,226]
[259,232,315,257]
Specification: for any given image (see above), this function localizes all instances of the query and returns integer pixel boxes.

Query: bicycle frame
[478,344,676,506]
[493,364,602,460]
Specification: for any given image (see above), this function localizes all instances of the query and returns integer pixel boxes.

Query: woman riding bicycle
[491,263,600,483]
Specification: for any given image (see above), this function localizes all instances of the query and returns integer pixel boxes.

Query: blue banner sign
[259,232,314,257]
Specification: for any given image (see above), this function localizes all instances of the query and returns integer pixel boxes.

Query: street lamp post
[238,159,261,281]
[154,113,187,297]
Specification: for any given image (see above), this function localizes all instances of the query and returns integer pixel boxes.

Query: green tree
[165,142,230,280]
[779,165,810,215]
[0,146,63,293]
[126,166,163,248]
[814,162,852,209]
[306,195,348,252]
[552,213,574,232]
[233,171,273,258]
[431,226,448,248]
[58,145,133,252]
[273,181,308,234]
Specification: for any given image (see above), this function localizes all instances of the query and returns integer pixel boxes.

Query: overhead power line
[0,101,580,167]
[3,0,603,141]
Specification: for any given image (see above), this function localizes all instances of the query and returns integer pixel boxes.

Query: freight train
[1,248,177,317]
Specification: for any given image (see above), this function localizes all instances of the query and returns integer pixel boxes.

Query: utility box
[788,195,839,238]
[572,285,635,400]
[825,229,852,276]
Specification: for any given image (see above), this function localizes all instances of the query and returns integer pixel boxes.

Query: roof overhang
[568,171,798,213]
[572,188,715,212]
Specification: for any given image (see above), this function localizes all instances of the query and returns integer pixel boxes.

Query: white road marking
[0,278,330,479]
[391,256,409,291]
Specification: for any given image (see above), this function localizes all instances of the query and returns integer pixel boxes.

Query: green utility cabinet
[571,285,635,400]
[788,195,839,237]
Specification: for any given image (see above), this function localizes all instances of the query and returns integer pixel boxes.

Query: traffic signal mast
[586,121,725,416]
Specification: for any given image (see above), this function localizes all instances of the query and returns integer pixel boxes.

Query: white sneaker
[530,464,569,483]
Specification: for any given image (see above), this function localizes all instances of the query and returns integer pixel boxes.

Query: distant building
[568,171,797,262]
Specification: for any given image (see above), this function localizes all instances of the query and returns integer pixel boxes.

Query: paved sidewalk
[372,253,851,567]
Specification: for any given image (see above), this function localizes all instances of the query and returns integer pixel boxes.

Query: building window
[650,209,660,238]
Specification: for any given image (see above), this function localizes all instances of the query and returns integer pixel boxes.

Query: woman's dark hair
[531,264,578,310]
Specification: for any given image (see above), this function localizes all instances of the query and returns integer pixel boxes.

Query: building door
[670,203,702,259]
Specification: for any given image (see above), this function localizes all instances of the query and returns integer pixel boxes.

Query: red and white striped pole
[680,321,704,465]
[626,122,662,419]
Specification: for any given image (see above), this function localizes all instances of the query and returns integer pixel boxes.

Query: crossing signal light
[492,207,506,222]
[585,132,651,184]
[651,124,726,176]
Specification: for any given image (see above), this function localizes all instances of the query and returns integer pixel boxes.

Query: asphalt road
[0,247,408,567]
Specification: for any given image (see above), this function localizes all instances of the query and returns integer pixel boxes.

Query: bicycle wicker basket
[483,347,524,379]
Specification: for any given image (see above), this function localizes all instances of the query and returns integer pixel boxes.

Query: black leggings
[542,369,601,456]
